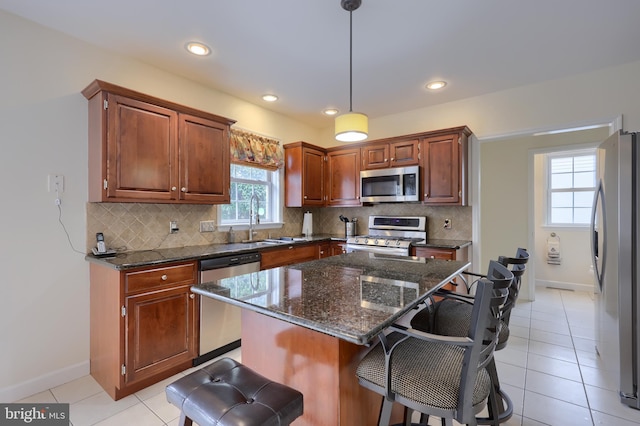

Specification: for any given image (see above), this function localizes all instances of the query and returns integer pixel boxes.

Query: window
[547,150,596,225]
[219,164,281,227]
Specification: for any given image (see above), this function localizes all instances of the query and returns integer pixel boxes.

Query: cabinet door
[318,242,331,258]
[302,148,326,206]
[390,139,419,167]
[361,145,389,170]
[421,133,461,204]
[330,241,347,256]
[326,148,361,206]
[178,114,230,203]
[124,285,197,385]
[107,94,178,201]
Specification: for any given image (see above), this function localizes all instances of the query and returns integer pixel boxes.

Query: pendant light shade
[335,112,368,142]
[335,0,368,142]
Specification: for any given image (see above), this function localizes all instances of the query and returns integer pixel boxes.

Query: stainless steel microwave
[360,165,420,203]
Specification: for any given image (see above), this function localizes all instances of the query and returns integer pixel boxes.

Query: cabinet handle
[181,187,187,192]
[161,274,168,281]
[304,195,308,199]
[288,246,293,249]
[390,157,394,161]
[430,256,435,259]
[171,186,177,191]
[320,250,324,254]
[384,158,388,162]
[190,293,195,299]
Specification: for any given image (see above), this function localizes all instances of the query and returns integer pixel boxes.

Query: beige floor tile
[522,391,592,425]
[527,340,577,363]
[579,364,617,392]
[496,361,526,389]
[585,385,640,424]
[69,392,138,426]
[530,317,571,335]
[526,352,582,382]
[591,409,640,426]
[529,328,574,348]
[495,346,528,368]
[525,370,588,407]
[93,402,164,426]
[134,373,184,401]
[15,390,57,404]
[51,374,104,404]
[142,390,181,423]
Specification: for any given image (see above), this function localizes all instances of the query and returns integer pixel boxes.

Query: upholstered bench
[166,357,303,426]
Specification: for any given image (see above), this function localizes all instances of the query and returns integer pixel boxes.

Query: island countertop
[191,251,469,345]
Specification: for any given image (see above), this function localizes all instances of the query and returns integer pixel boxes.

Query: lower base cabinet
[411,246,469,291]
[90,261,198,400]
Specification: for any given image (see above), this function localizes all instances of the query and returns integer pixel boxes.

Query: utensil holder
[345,222,356,237]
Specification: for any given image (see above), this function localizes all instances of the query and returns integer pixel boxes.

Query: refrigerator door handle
[590,178,606,290]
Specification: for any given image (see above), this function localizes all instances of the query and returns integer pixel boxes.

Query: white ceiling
[2,0,640,128]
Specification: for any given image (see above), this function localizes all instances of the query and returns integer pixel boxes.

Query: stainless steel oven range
[345,215,427,256]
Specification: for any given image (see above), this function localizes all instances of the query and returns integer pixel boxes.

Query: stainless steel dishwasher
[196,252,261,366]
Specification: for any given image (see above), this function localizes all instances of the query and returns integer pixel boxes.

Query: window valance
[230,128,284,170]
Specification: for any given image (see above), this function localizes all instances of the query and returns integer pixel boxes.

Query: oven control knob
[364,238,369,244]
[374,239,379,245]
[385,240,390,246]
[396,240,401,246]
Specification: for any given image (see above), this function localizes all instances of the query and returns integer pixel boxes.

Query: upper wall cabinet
[82,80,235,204]
[420,126,471,206]
[325,147,361,206]
[284,142,326,207]
[361,138,419,170]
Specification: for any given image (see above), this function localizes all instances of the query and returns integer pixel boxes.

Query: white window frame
[545,148,596,227]
[217,164,284,231]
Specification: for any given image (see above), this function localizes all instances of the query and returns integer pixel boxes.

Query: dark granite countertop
[191,251,469,345]
[413,239,472,249]
[85,234,347,270]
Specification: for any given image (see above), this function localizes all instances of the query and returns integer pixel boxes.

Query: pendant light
[335,0,368,142]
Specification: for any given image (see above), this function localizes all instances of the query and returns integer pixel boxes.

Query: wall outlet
[199,220,216,232]
[444,218,452,229]
[48,174,64,193]
[169,220,179,234]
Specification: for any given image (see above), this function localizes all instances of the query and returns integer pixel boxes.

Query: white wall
[3,8,640,401]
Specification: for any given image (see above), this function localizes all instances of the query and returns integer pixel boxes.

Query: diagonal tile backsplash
[87,202,471,252]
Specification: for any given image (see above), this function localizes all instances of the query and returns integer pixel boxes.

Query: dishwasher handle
[200,252,261,270]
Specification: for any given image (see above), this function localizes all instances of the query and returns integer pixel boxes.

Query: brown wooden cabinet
[318,242,332,258]
[420,127,471,205]
[83,79,234,204]
[284,142,326,207]
[90,261,198,400]
[260,243,319,270]
[361,139,419,170]
[330,241,347,256]
[325,147,361,206]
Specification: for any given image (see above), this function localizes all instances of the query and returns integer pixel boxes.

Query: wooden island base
[241,310,403,425]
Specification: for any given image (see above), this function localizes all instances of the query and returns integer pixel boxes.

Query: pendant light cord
[349,9,353,113]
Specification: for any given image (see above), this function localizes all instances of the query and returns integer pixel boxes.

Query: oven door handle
[345,244,409,256]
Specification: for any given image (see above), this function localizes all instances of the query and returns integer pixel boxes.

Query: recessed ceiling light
[262,94,278,102]
[185,42,211,56]
[426,81,447,90]
[323,108,339,116]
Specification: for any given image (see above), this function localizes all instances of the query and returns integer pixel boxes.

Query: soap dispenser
[227,226,235,243]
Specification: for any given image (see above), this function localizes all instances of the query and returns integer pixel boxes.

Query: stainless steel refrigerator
[591,130,639,409]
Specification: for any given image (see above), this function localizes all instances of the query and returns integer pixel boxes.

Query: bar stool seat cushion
[166,357,303,426]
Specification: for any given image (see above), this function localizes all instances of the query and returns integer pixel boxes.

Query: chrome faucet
[248,193,260,241]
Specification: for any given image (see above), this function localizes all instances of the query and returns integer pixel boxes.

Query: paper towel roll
[302,212,313,236]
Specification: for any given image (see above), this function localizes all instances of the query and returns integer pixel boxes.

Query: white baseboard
[0,360,89,403]
[536,279,594,293]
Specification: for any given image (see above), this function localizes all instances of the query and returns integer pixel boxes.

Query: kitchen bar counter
[192,251,468,345]
[192,251,470,425]
[413,238,472,249]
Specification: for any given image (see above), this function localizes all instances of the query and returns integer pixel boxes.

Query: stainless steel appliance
[346,215,426,256]
[360,165,419,203]
[196,252,261,365]
[591,130,640,409]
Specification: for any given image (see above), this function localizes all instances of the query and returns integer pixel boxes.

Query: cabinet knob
[384,158,388,162]
[181,187,187,192]
[320,250,324,254]
[390,157,394,161]
[190,293,195,299]
[304,195,308,199]
[161,274,168,281]
[430,256,435,259]
[171,186,177,191]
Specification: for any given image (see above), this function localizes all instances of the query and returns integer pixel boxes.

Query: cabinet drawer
[124,262,196,294]
[260,244,318,270]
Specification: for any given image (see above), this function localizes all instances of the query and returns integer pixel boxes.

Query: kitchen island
[192,251,469,426]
